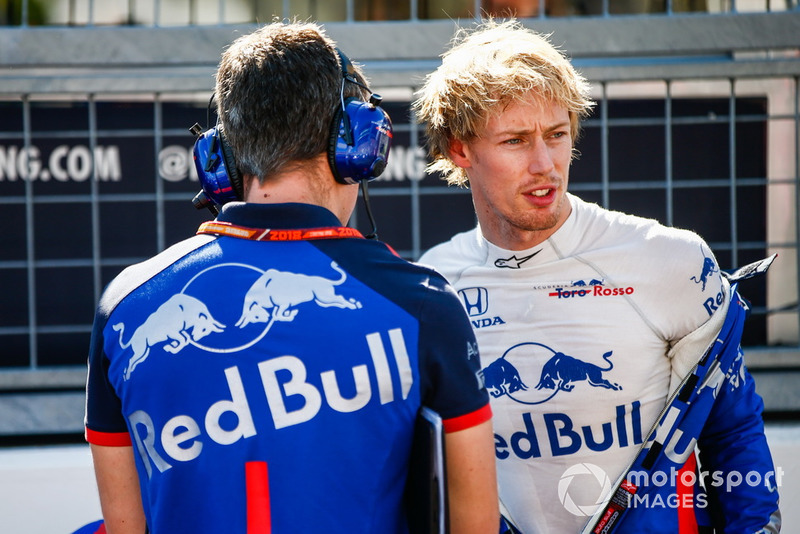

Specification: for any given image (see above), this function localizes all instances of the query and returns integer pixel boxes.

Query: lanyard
[196,220,365,241]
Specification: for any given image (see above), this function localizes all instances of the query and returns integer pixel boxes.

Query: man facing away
[85,21,498,534]
[415,18,780,534]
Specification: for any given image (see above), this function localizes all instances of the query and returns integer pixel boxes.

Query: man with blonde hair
[416,19,780,534]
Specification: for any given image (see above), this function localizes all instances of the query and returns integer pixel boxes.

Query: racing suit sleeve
[664,246,781,532]
[696,351,781,533]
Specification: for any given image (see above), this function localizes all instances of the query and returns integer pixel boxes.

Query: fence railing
[3,0,800,26]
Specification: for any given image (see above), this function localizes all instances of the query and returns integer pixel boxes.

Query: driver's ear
[448,138,473,170]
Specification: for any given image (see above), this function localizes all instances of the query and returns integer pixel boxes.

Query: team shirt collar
[216,201,344,230]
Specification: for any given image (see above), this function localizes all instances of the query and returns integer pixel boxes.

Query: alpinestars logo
[494,250,540,269]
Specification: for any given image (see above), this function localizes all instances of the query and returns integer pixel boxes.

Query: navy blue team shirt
[85,202,491,533]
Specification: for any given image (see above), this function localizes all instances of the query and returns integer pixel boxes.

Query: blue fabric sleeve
[85,311,128,436]
[417,274,490,421]
[697,358,781,533]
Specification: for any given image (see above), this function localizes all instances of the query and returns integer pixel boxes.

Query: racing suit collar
[479,193,580,269]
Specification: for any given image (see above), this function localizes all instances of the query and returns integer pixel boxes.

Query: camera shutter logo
[558,463,611,516]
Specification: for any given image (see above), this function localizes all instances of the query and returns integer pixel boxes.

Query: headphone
[190,48,393,214]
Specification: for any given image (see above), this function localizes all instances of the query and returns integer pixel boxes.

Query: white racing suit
[420,193,780,533]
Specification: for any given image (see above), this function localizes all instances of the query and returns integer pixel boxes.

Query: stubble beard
[500,194,568,247]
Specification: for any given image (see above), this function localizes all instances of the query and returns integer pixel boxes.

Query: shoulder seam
[99,234,217,317]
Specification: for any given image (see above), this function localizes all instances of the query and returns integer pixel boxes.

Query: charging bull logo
[235,261,361,328]
[114,294,226,380]
[483,356,528,398]
[482,343,621,405]
[690,246,719,291]
[536,350,621,392]
[113,261,363,380]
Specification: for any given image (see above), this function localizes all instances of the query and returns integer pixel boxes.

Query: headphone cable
[360,178,378,240]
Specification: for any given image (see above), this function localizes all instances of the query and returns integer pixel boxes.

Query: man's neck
[242,154,357,225]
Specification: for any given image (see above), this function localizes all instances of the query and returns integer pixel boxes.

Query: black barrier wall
[0,96,770,369]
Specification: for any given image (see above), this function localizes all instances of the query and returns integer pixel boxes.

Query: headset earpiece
[328,49,393,185]
[190,125,243,214]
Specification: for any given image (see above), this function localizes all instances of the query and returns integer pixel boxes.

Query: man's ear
[448,138,472,169]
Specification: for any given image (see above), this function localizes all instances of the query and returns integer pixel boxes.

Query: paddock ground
[1,423,797,533]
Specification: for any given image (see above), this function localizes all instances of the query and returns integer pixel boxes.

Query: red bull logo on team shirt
[113,294,226,380]
[128,327,414,478]
[113,261,362,379]
[235,262,361,328]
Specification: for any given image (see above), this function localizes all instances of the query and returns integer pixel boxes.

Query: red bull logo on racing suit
[482,342,621,404]
[688,245,727,316]
[690,244,719,291]
[481,343,642,460]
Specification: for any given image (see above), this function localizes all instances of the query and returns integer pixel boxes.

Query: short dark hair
[215,21,369,181]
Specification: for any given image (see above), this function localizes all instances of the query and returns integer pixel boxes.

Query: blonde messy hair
[413,19,595,186]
